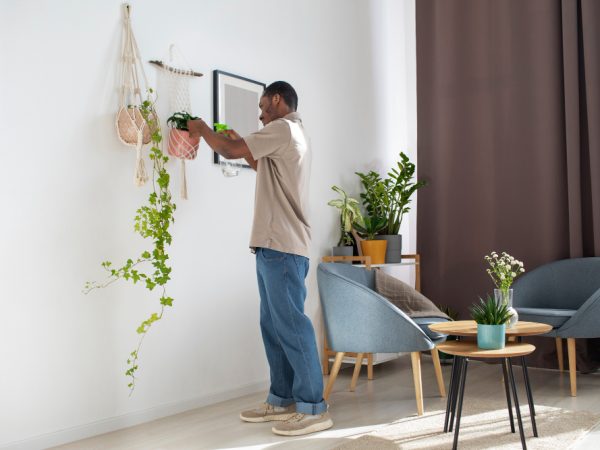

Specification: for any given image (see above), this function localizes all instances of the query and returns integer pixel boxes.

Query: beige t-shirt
[243,112,311,258]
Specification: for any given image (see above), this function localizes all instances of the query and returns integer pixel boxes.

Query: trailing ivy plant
[84,89,176,394]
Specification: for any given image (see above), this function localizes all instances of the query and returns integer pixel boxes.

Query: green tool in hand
[214,123,230,133]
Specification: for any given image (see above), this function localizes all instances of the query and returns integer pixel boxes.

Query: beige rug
[335,398,600,449]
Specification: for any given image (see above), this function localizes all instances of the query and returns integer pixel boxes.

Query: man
[188,81,332,436]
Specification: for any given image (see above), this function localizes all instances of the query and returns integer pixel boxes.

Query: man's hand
[189,120,253,166]
[187,119,209,138]
[222,129,241,140]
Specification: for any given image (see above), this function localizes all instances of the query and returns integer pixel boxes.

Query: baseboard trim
[1,379,270,450]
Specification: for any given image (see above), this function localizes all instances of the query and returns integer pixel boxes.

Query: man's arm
[224,129,258,171]
[187,119,257,171]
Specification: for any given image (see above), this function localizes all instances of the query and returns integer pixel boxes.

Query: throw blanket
[375,269,450,319]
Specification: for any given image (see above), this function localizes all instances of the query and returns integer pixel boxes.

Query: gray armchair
[513,257,600,396]
[317,262,448,415]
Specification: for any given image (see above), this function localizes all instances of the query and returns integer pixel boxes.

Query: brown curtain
[416,0,600,370]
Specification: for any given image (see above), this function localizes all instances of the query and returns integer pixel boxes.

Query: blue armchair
[317,262,448,415]
[513,257,600,396]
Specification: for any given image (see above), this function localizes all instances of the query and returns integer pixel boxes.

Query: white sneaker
[271,412,334,436]
[239,403,296,423]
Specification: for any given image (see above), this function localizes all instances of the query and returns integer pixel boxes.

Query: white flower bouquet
[484,251,525,294]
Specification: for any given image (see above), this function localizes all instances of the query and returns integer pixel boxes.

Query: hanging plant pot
[360,240,387,265]
[116,106,153,146]
[168,128,200,160]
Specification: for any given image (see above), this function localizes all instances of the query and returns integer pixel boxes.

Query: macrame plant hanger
[150,46,203,200]
[115,3,154,186]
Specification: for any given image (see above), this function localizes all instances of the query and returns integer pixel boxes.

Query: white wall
[0,1,416,448]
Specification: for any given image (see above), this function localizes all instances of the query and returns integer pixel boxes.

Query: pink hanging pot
[167,128,200,160]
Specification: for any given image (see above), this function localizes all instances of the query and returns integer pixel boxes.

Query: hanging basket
[167,128,200,160]
[116,106,153,146]
[116,4,155,186]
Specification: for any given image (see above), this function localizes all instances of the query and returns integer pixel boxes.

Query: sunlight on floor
[216,423,388,450]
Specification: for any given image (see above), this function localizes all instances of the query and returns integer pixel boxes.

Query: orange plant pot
[360,240,387,265]
[168,129,200,159]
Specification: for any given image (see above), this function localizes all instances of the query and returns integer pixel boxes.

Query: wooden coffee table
[436,341,536,450]
[429,321,552,448]
[429,320,552,338]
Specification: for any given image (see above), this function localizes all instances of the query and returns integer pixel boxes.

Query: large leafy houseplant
[85,89,176,393]
[328,185,364,246]
[356,152,426,235]
[384,152,426,235]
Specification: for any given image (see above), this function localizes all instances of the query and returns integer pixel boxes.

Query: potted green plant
[353,216,387,264]
[356,152,426,263]
[167,111,200,159]
[327,186,364,260]
[470,294,512,350]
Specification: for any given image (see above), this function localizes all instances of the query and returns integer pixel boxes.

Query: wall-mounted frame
[213,70,266,166]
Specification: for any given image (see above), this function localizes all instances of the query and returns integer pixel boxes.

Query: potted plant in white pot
[353,216,387,264]
[356,152,426,263]
[327,185,364,260]
[470,294,512,350]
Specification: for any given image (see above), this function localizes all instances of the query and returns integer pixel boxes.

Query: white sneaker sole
[272,418,334,436]
[240,412,296,423]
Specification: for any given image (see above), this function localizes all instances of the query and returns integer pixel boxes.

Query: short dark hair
[263,81,298,111]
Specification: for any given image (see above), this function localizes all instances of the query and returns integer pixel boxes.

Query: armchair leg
[555,337,564,372]
[567,338,577,396]
[322,335,330,375]
[324,352,345,400]
[367,353,374,380]
[411,351,424,416]
[431,347,446,397]
[350,353,364,392]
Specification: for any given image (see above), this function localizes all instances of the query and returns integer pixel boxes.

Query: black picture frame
[213,70,266,166]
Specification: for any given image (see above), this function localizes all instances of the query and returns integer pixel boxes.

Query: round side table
[436,341,536,450]
[429,321,552,444]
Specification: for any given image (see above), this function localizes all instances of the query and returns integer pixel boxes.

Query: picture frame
[213,70,266,167]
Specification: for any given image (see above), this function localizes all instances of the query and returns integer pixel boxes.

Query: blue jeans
[256,247,327,415]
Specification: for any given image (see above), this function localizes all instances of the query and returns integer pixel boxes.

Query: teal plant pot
[477,324,506,350]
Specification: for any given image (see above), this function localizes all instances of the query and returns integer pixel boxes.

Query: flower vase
[494,288,518,328]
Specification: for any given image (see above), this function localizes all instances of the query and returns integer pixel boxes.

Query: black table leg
[449,356,464,432]
[517,336,538,436]
[452,357,469,450]
[444,353,460,432]
[507,357,528,450]
[502,358,516,433]
[521,355,538,437]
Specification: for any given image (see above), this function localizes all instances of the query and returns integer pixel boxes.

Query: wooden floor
[55,355,600,449]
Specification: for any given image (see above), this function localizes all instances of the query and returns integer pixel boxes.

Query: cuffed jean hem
[266,394,328,414]
[296,400,328,415]
[267,393,295,407]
